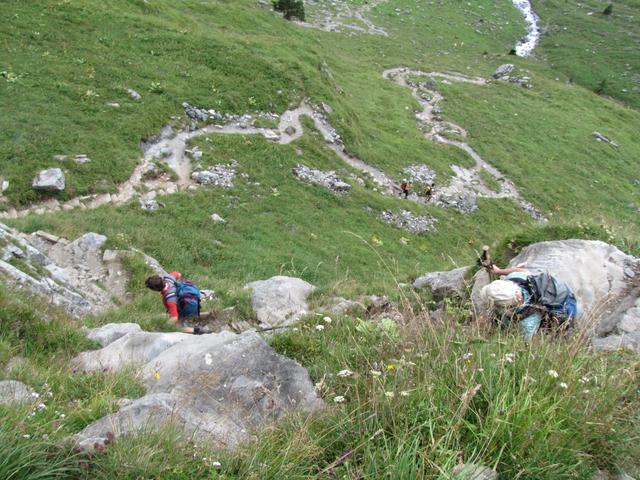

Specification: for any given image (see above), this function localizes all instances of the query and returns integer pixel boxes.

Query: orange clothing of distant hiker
[161,271,182,320]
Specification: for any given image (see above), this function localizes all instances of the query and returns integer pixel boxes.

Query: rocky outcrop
[492,64,514,79]
[292,164,351,193]
[73,329,321,451]
[245,276,316,328]
[471,240,640,350]
[379,209,438,234]
[32,168,65,191]
[0,223,161,317]
[592,131,619,148]
[191,161,237,188]
[414,266,471,300]
[0,380,37,406]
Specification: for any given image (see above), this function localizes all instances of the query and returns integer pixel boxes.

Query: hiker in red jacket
[145,271,203,334]
[399,179,410,199]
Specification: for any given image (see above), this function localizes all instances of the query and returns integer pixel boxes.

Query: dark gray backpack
[508,272,571,311]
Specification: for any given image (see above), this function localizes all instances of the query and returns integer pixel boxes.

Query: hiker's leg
[520,312,542,340]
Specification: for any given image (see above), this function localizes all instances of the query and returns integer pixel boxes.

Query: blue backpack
[176,280,201,319]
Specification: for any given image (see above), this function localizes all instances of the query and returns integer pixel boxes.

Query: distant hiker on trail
[480,264,578,340]
[423,182,434,200]
[145,272,204,334]
[400,179,410,199]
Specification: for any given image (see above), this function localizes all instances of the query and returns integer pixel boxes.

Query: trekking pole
[480,245,496,282]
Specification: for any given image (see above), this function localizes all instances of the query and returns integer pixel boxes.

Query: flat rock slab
[245,276,316,328]
[73,330,321,451]
[86,323,143,347]
[471,240,640,350]
[0,380,37,406]
[74,332,191,372]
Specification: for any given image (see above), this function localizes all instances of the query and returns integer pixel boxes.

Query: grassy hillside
[535,0,640,110]
[1,0,640,478]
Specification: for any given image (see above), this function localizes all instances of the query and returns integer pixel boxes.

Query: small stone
[139,199,161,211]
[592,131,619,148]
[127,89,141,101]
[32,168,65,191]
[107,102,120,108]
[452,463,497,480]
[210,213,225,224]
[74,154,91,164]
[53,155,68,162]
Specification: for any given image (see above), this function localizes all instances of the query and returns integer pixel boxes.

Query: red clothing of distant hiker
[161,271,182,320]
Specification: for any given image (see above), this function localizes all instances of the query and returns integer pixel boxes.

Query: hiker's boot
[193,326,204,335]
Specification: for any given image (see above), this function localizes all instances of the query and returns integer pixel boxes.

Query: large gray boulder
[0,380,37,406]
[414,266,471,300]
[32,168,65,191]
[73,330,321,451]
[245,276,316,328]
[471,240,640,350]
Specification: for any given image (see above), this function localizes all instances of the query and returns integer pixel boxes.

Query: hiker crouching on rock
[145,272,204,335]
[480,264,578,340]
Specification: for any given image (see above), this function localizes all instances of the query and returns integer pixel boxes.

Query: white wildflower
[583,389,590,394]
[579,376,589,384]
[212,461,222,468]
[385,391,395,399]
[547,369,559,378]
[337,369,354,378]
[462,352,473,360]
[333,395,346,403]
[22,434,30,439]
[477,368,484,373]
[315,324,325,331]
[370,370,382,377]
[490,353,496,358]
[323,316,332,324]
[559,382,568,389]
[504,353,515,363]
[400,390,410,397]
[59,413,66,419]
[30,392,39,398]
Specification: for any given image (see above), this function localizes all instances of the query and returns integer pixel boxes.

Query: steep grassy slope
[535,0,640,109]
[3,0,639,302]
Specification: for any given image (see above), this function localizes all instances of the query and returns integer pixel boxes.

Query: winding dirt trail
[1,68,544,222]
[383,67,545,221]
